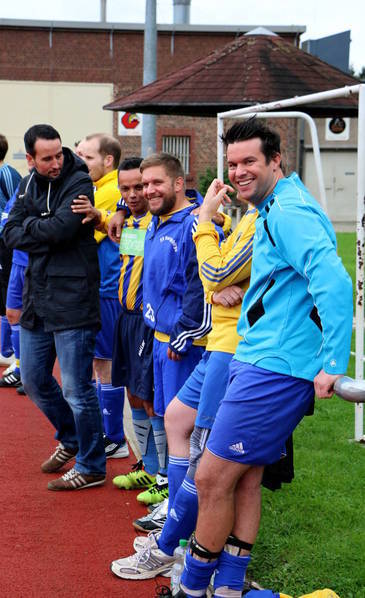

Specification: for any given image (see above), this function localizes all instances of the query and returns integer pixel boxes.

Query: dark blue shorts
[177,351,233,429]
[153,338,204,417]
[94,297,121,360]
[112,309,154,402]
[6,263,26,310]
[207,360,314,465]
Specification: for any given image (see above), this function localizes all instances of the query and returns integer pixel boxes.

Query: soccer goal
[217,84,365,442]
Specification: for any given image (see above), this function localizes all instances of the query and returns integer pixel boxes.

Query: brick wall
[0,24,299,187]
[120,114,298,189]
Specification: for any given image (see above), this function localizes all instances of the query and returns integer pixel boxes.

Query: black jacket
[3,148,100,332]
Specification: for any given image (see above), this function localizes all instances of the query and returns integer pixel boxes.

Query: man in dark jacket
[3,124,106,491]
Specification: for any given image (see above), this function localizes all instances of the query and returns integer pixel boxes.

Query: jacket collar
[94,169,118,190]
[256,172,299,217]
[152,200,198,228]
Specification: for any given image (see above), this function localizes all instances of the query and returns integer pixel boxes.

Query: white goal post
[217,84,365,441]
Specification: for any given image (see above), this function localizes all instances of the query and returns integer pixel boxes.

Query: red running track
[0,367,168,598]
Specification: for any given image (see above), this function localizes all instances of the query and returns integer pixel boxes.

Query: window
[162,135,190,174]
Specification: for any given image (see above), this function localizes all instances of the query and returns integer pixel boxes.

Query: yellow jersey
[193,206,257,354]
[93,170,120,244]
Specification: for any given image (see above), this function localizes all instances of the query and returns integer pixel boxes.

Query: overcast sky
[1,0,363,72]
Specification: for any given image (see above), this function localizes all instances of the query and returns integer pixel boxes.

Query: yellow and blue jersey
[193,206,257,354]
[118,211,152,311]
[94,170,120,244]
[94,170,121,298]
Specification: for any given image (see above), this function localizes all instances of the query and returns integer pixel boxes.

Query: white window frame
[162,135,190,174]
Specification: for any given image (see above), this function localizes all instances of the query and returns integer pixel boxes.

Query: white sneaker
[104,436,129,459]
[0,353,15,367]
[110,532,175,579]
[133,497,168,532]
[133,529,162,552]
[3,361,16,376]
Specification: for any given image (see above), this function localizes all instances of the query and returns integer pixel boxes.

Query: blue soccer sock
[100,383,125,443]
[213,550,251,597]
[150,415,168,476]
[131,408,159,476]
[181,549,218,597]
[1,316,13,357]
[167,455,189,510]
[158,475,198,556]
[10,324,20,375]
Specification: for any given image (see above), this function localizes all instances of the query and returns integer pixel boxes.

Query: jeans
[20,322,106,475]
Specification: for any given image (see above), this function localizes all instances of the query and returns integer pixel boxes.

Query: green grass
[248,233,365,597]
[337,232,356,308]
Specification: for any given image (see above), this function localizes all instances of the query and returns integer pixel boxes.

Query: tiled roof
[104,34,359,116]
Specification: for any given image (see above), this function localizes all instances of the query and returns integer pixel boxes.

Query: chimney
[100,0,107,22]
[173,0,191,25]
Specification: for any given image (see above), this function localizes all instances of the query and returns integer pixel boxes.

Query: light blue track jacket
[235,173,353,381]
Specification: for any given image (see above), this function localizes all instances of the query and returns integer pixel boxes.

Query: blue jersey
[0,186,28,267]
[143,202,212,355]
[235,173,353,381]
[0,163,21,213]
[98,236,120,299]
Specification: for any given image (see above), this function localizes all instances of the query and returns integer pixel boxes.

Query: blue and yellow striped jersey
[194,206,257,354]
[118,211,152,311]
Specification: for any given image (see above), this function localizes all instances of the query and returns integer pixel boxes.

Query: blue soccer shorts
[153,338,204,417]
[207,360,314,465]
[94,297,121,360]
[6,263,26,310]
[112,308,154,402]
[177,350,233,428]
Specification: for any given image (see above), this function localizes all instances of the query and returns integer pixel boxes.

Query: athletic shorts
[153,338,204,417]
[207,360,314,465]
[6,263,26,310]
[177,350,233,429]
[94,297,121,360]
[112,308,154,402]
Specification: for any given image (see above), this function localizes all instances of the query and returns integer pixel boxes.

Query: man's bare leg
[165,396,197,457]
[94,357,112,385]
[232,465,264,544]
[180,452,262,597]
[194,449,250,551]
[164,396,197,505]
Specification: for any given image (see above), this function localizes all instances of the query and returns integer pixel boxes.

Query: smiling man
[72,157,161,498]
[3,124,106,491]
[176,118,353,598]
[138,153,211,505]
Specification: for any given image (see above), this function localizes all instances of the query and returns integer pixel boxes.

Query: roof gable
[105,34,358,116]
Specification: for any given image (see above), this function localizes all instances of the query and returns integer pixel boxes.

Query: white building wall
[0,81,114,176]
[303,117,357,229]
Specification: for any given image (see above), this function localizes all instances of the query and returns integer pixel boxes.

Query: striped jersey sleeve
[193,208,258,293]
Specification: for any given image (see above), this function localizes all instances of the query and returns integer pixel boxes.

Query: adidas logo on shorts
[229,442,245,455]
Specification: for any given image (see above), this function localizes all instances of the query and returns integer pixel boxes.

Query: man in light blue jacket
[177,118,353,598]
